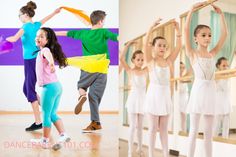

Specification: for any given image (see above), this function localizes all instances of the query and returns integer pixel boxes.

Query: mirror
[120,19,177,133]
[179,0,236,143]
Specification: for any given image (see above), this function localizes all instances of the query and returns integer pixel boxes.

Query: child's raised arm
[144,18,162,63]
[210,4,228,56]
[184,2,206,59]
[167,21,182,63]
[6,29,24,42]
[119,41,136,72]
[40,8,61,25]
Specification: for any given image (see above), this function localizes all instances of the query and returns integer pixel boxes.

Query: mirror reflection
[179,0,236,143]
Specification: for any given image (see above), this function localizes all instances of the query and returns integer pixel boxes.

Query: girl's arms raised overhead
[144,18,162,63]
[210,4,228,57]
[167,21,182,63]
[119,40,136,72]
[184,2,206,59]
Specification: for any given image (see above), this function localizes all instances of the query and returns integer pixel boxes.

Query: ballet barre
[120,68,236,91]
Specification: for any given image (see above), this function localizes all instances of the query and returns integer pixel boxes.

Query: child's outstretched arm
[55,31,68,36]
[167,21,182,63]
[104,29,118,41]
[184,2,206,59]
[40,8,61,25]
[210,4,228,56]
[6,29,24,42]
[119,41,136,72]
[144,18,162,63]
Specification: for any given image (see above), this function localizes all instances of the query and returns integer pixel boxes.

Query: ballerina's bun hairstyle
[131,50,143,62]
[152,36,166,46]
[216,57,227,68]
[193,25,211,37]
[20,1,37,17]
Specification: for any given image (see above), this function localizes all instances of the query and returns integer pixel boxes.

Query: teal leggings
[41,82,62,127]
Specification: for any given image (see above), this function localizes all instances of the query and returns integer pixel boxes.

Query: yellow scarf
[67,54,110,74]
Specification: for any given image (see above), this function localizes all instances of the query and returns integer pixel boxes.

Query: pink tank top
[36,47,58,86]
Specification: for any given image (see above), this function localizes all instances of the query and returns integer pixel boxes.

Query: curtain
[210,11,236,65]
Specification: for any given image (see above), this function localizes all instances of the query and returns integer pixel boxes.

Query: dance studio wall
[119,0,194,47]
[119,0,236,156]
[0,0,119,111]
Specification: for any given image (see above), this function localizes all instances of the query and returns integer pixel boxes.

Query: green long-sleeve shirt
[67,28,118,59]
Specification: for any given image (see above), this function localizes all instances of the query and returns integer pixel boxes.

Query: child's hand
[173,21,180,31]
[6,37,14,42]
[50,64,55,73]
[54,7,62,14]
[191,1,207,11]
[211,4,223,14]
[152,18,162,28]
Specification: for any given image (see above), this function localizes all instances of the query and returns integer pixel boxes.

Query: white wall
[0,0,118,28]
[119,0,236,156]
[0,66,118,111]
[120,0,236,46]
[119,0,197,46]
[0,0,119,111]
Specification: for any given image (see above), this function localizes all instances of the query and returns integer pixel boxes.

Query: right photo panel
[119,0,236,157]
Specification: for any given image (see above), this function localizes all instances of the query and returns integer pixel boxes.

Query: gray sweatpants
[77,70,107,122]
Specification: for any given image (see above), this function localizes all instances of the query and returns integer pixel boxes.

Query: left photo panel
[0,0,119,157]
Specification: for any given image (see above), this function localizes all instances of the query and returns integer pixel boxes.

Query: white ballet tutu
[145,83,172,116]
[215,90,231,115]
[187,79,216,115]
[179,92,189,113]
[126,88,146,114]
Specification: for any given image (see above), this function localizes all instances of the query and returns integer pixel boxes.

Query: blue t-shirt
[21,22,41,59]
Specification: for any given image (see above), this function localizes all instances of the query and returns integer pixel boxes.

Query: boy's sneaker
[30,138,50,149]
[74,95,87,114]
[82,121,102,133]
[52,134,71,151]
[25,123,42,131]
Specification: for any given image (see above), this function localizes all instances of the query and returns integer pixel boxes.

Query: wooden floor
[119,140,185,157]
[0,114,118,157]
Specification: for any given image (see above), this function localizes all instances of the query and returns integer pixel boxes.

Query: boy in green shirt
[56,10,118,132]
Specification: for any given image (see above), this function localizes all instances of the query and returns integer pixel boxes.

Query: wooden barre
[171,68,236,82]
[120,69,236,91]
[179,0,218,18]
[124,19,175,45]
[215,68,236,75]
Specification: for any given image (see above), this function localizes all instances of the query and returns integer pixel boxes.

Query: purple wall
[0,28,118,66]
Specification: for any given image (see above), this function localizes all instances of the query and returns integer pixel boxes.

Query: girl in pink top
[31,27,69,150]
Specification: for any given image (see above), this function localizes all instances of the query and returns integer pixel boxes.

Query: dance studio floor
[119,140,186,157]
[0,114,118,157]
